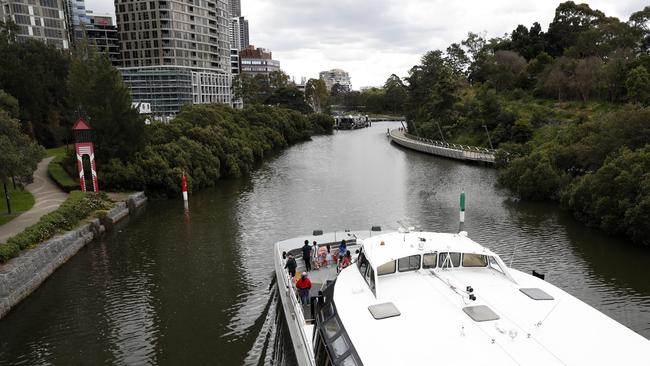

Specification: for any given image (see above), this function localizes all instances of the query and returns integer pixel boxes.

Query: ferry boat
[273,227,650,365]
[334,115,369,130]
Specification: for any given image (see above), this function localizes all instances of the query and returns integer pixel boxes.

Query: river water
[1,122,649,365]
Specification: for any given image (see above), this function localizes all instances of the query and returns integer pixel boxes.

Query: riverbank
[99,104,334,196]
[1,123,648,365]
[0,192,147,319]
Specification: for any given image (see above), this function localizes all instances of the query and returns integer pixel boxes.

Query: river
[1,122,648,365]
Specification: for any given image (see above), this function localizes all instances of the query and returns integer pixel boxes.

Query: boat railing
[282,262,316,363]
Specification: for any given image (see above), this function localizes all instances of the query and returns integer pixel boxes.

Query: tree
[67,40,144,162]
[268,70,290,90]
[602,48,634,102]
[405,50,460,136]
[629,6,650,54]
[507,22,548,60]
[0,89,19,118]
[546,1,606,57]
[574,57,603,102]
[264,86,312,113]
[445,43,469,76]
[0,33,70,147]
[0,109,43,213]
[625,65,650,104]
[304,78,328,112]
[489,50,527,91]
[383,74,407,114]
[232,71,291,106]
[539,57,575,101]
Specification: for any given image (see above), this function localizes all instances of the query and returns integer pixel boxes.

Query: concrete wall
[0,192,147,319]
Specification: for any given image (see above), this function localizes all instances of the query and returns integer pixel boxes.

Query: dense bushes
[0,191,113,262]
[561,147,650,246]
[47,151,78,192]
[99,104,333,195]
[498,107,650,245]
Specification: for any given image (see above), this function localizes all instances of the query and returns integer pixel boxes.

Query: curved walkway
[0,157,69,244]
[389,129,496,164]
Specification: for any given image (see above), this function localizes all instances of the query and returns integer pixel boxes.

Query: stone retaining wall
[0,192,147,319]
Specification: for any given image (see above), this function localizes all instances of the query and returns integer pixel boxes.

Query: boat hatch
[368,302,401,320]
[463,305,500,322]
[520,288,554,300]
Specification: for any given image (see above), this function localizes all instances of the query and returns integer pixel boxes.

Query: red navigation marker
[182,173,188,201]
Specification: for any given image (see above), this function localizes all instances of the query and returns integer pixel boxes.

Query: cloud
[87,0,647,88]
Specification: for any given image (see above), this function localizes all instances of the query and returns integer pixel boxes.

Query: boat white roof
[362,231,495,269]
[331,231,649,365]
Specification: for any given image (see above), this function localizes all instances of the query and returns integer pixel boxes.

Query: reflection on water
[0,122,648,365]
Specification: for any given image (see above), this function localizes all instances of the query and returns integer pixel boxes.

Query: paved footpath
[0,157,69,244]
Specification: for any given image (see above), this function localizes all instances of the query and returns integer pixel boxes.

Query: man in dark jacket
[301,240,312,272]
[285,254,297,278]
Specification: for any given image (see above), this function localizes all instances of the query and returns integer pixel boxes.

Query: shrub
[0,191,113,263]
[99,104,329,196]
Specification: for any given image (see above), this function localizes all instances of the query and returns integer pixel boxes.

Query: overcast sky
[86,0,645,89]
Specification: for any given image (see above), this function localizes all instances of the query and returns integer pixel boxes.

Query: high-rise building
[229,16,248,51]
[115,0,232,115]
[239,45,280,75]
[0,0,70,49]
[66,0,89,26]
[228,0,240,17]
[319,69,352,92]
[79,14,120,66]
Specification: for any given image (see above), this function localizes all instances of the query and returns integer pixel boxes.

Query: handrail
[283,260,317,364]
[402,132,497,154]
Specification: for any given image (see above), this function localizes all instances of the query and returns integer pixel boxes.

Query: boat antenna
[458,191,466,233]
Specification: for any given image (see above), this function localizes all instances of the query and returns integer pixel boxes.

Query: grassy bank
[0,191,113,262]
[0,185,35,226]
[45,146,78,192]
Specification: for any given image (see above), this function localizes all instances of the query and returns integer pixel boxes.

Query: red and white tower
[72,118,99,192]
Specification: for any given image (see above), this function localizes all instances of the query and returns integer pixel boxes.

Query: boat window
[365,267,376,295]
[323,315,341,339]
[488,256,504,274]
[320,302,335,322]
[398,255,421,272]
[438,252,460,268]
[315,333,333,366]
[377,260,396,276]
[462,254,488,267]
[423,253,437,269]
[357,253,368,277]
[331,335,350,358]
[340,355,359,366]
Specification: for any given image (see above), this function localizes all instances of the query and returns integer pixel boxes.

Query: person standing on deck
[312,241,320,269]
[302,240,312,272]
[285,254,297,278]
[338,240,347,258]
[296,272,312,304]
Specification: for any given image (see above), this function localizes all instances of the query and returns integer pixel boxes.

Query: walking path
[0,157,69,244]
[389,129,496,164]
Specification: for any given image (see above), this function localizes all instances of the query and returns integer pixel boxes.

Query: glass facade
[121,67,194,115]
[0,0,70,49]
[121,67,231,115]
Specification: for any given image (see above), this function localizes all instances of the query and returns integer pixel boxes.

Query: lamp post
[435,121,446,142]
[482,124,494,150]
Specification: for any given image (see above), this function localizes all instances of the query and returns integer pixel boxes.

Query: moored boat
[274,227,650,365]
